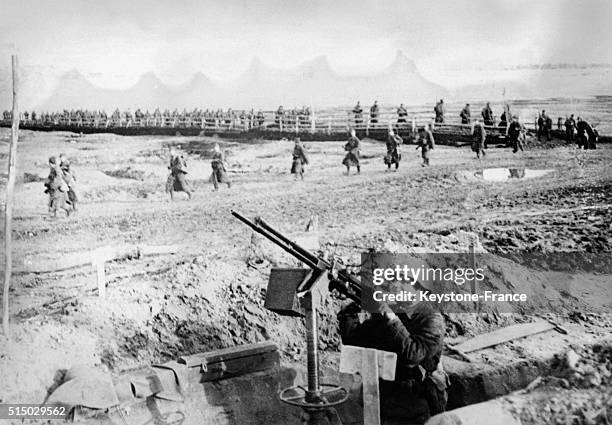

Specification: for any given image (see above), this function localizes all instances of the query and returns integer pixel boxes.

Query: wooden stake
[310,106,315,134]
[95,259,106,298]
[3,55,19,337]
[469,235,477,294]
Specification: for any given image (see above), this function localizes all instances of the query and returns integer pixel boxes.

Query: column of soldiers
[40,142,235,211]
[273,106,312,130]
[6,108,274,130]
[286,123,437,181]
[165,144,233,201]
[5,103,601,149]
[351,101,416,129]
[339,124,436,175]
[536,110,597,149]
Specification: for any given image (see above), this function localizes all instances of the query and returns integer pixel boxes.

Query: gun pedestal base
[278,276,348,425]
[280,384,348,425]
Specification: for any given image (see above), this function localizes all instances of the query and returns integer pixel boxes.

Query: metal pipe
[305,304,320,403]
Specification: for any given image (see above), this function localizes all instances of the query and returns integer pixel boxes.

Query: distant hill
[2,54,611,112]
[32,50,446,111]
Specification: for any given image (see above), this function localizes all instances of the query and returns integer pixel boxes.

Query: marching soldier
[564,115,576,144]
[353,101,364,127]
[275,105,285,128]
[256,110,265,127]
[499,110,508,128]
[44,157,72,217]
[166,147,192,200]
[343,129,361,175]
[460,104,471,124]
[576,117,597,150]
[397,104,408,124]
[211,143,232,190]
[471,120,487,158]
[499,104,511,128]
[59,153,78,212]
[508,115,525,153]
[290,138,309,180]
[545,112,553,141]
[538,110,552,141]
[384,129,402,171]
[416,125,435,166]
[481,102,494,126]
[434,99,445,123]
[370,101,379,125]
[338,300,448,424]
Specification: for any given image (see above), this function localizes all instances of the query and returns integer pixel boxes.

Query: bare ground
[0,129,610,418]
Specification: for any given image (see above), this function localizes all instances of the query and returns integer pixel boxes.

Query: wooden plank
[445,343,474,363]
[453,320,555,354]
[340,346,397,425]
[15,244,181,275]
[185,350,279,384]
[339,345,397,382]
[179,341,278,368]
[361,349,381,425]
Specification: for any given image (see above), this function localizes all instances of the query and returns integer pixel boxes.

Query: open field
[0,128,610,421]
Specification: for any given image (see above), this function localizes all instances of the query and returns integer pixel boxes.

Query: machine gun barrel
[257,217,320,266]
[231,210,318,269]
[231,210,362,303]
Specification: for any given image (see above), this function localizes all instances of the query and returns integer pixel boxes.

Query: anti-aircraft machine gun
[231,210,363,425]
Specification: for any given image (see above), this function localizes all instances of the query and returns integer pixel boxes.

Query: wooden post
[339,346,397,425]
[361,349,381,424]
[95,259,106,297]
[469,234,481,313]
[310,106,315,134]
[91,248,106,297]
[3,55,19,336]
[469,235,477,294]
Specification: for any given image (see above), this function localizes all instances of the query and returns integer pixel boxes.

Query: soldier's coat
[384,134,402,166]
[290,144,309,175]
[342,135,361,167]
[418,130,435,160]
[211,151,231,188]
[167,155,190,193]
[338,302,447,424]
[44,164,72,215]
[472,123,486,156]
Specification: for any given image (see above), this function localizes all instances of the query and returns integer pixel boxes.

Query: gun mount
[231,210,359,424]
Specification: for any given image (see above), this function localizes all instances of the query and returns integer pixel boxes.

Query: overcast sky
[1,0,611,87]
